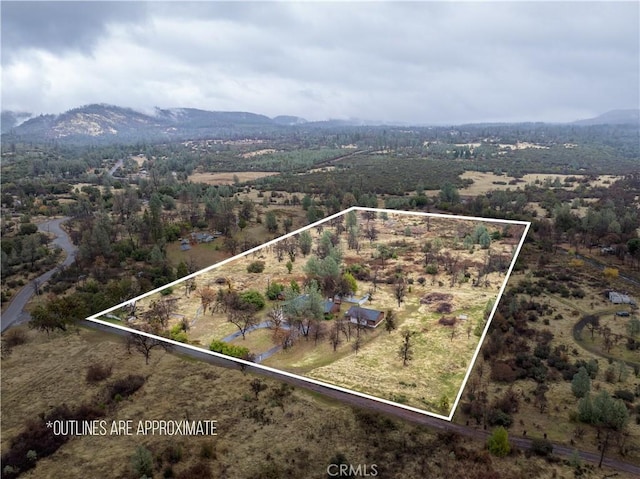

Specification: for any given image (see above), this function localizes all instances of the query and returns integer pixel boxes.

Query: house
[323,299,341,315]
[345,306,385,328]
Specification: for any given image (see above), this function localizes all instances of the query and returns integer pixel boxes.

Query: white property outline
[87,206,530,421]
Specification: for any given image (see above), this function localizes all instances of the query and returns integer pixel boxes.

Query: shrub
[266,282,284,300]
[531,438,553,456]
[105,375,146,403]
[491,362,517,383]
[613,389,635,402]
[131,445,153,477]
[176,461,212,479]
[210,340,251,359]
[487,426,511,457]
[169,324,188,343]
[247,261,265,273]
[164,444,183,464]
[86,363,113,383]
[240,290,266,310]
[2,329,27,352]
[487,409,513,428]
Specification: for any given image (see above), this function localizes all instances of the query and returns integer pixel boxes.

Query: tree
[584,315,600,339]
[265,211,278,233]
[384,310,397,334]
[250,378,267,399]
[352,335,362,355]
[329,321,342,352]
[394,279,406,307]
[487,426,511,457]
[283,216,293,234]
[603,267,619,281]
[30,294,87,335]
[577,391,629,467]
[127,325,172,365]
[196,286,217,314]
[627,318,640,337]
[376,244,393,268]
[439,182,460,204]
[571,367,591,398]
[298,231,313,256]
[398,329,414,366]
[228,307,258,340]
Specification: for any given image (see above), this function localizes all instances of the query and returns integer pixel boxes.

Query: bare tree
[267,306,285,333]
[311,321,326,345]
[329,321,342,352]
[394,279,406,307]
[398,329,414,366]
[250,378,267,399]
[228,307,258,340]
[141,299,173,331]
[196,287,217,314]
[352,335,363,355]
[127,325,172,365]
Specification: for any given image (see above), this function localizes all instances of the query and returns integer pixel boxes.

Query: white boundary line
[86,207,530,421]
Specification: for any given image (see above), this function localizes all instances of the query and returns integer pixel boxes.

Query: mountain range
[1,104,638,144]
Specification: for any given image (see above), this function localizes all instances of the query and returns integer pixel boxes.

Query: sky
[1,1,639,125]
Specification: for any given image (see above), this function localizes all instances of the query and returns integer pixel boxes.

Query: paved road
[1,217,77,332]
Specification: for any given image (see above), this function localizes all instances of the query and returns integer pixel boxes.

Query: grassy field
[188,171,279,185]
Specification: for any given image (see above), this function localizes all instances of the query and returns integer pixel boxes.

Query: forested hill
[1,104,639,159]
[0,104,310,144]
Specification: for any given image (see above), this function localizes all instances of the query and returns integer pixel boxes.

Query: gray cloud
[1,1,148,60]
[1,1,638,124]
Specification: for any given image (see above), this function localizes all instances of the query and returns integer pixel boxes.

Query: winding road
[1,217,77,332]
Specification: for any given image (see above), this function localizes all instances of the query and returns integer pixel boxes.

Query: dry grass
[2,325,636,478]
[459,172,623,196]
[188,171,279,185]
[108,211,521,416]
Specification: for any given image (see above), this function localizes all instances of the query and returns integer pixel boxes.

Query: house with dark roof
[345,306,385,328]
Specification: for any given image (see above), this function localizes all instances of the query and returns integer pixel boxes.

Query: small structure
[323,299,341,315]
[608,291,634,305]
[345,306,385,328]
[340,293,370,306]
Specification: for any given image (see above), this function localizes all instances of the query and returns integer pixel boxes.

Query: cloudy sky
[2,1,638,125]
